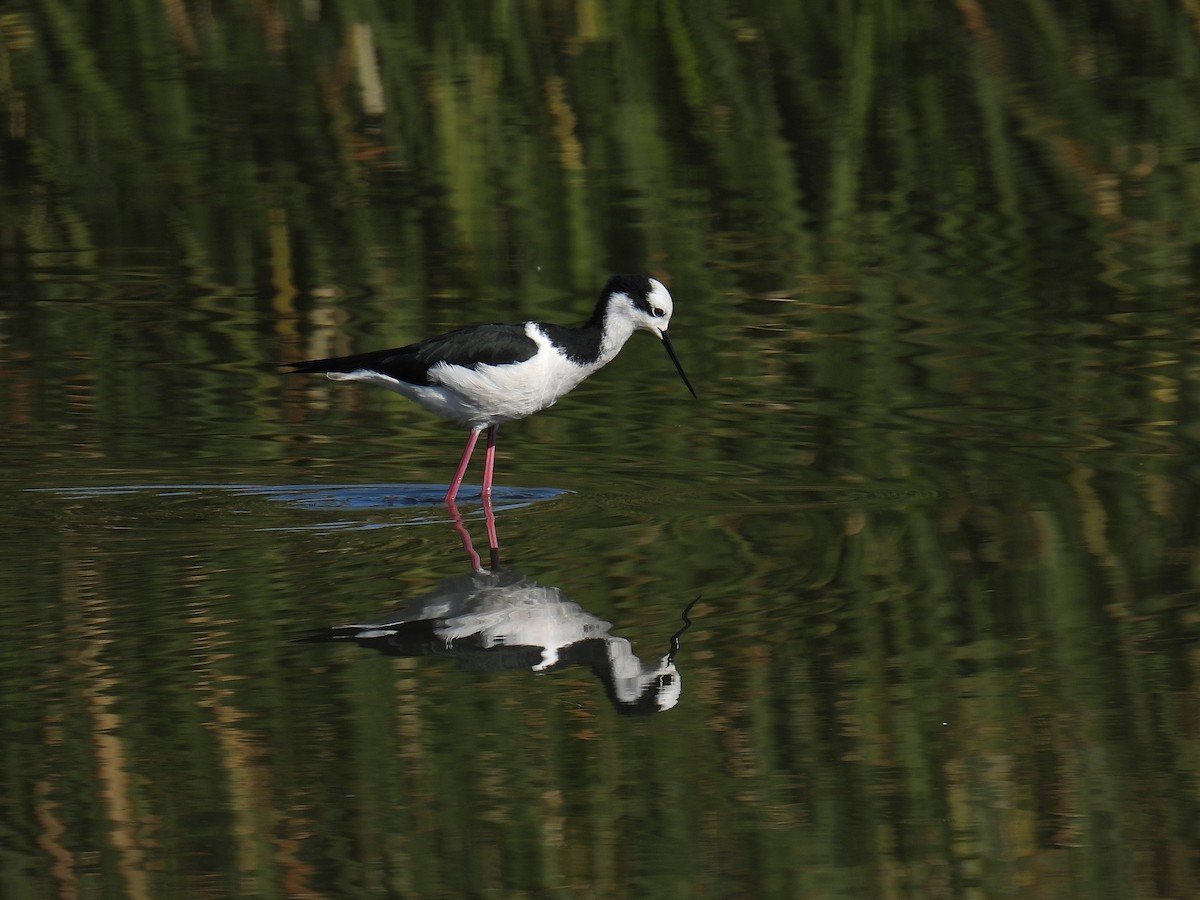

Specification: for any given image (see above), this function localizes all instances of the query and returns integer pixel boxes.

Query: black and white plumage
[285,275,696,502]
[302,569,697,715]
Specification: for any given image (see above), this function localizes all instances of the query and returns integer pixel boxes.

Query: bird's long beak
[660,332,698,398]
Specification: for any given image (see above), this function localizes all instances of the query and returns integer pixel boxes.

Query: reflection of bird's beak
[660,332,698,398]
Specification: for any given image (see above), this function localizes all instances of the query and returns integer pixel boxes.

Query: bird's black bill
[660,333,698,398]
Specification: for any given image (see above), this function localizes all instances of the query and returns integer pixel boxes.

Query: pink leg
[481,427,500,563]
[480,425,498,499]
[481,488,499,560]
[444,427,482,503]
[445,498,483,572]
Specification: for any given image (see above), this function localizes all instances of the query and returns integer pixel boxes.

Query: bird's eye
[651,307,665,318]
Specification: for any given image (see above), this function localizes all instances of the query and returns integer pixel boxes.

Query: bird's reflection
[447,497,501,572]
[304,496,697,715]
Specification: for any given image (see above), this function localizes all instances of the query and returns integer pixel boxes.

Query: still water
[3,2,1200,898]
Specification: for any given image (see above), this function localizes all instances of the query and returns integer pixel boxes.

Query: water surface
[3,3,1200,898]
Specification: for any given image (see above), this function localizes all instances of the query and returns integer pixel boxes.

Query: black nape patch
[601,274,654,313]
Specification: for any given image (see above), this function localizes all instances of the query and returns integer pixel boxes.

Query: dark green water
[3,3,1200,898]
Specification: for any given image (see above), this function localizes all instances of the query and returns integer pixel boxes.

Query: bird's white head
[602,275,676,336]
[598,275,697,398]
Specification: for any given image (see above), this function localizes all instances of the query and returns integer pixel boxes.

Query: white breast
[432,324,597,425]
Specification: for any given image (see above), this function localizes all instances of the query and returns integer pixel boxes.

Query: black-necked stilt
[302,570,698,714]
[285,274,696,502]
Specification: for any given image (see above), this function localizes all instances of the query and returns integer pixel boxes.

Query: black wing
[284,323,538,386]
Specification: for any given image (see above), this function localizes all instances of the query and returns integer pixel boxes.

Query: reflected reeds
[2,2,1200,897]
[5,473,1199,896]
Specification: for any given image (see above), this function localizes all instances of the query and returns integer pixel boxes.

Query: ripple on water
[27,483,569,533]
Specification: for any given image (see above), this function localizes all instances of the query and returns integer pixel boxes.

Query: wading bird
[285,275,696,501]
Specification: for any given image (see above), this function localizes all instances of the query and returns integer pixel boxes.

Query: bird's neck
[538,299,636,369]
[583,299,638,366]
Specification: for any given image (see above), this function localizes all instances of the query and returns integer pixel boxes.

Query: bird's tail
[282,358,334,374]
[282,350,386,375]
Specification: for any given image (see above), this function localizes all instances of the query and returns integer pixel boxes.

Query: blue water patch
[27,483,568,532]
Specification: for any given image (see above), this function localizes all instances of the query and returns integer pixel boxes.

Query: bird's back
[286,323,539,387]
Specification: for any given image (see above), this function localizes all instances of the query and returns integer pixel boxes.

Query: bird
[284,274,697,502]
[301,569,699,715]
